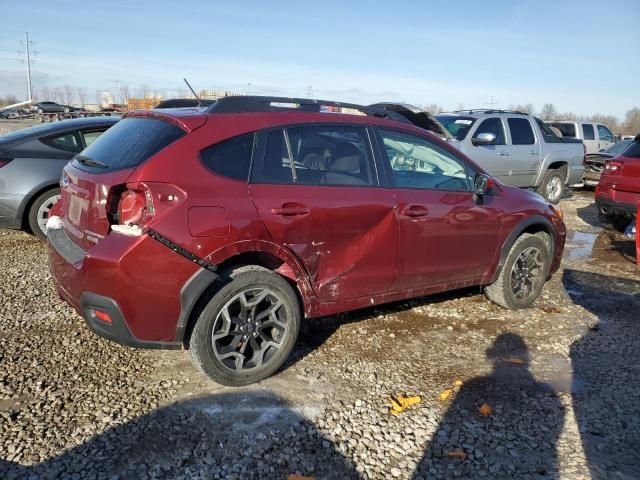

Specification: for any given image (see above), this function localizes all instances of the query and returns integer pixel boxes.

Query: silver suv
[436,110,585,204]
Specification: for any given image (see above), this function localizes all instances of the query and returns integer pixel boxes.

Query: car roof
[0,116,120,147]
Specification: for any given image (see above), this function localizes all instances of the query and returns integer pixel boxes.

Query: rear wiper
[75,154,108,169]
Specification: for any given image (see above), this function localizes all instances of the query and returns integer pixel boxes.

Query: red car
[47,96,566,386]
[596,135,640,231]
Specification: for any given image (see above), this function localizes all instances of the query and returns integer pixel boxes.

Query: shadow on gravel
[0,391,359,480]
[286,287,481,369]
[576,203,600,228]
[412,333,564,479]
[564,269,640,480]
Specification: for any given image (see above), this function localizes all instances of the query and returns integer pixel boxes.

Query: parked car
[435,110,584,203]
[545,121,615,154]
[368,103,451,140]
[0,116,119,239]
[582,139,635,186]
[47,96,566,386]
[0,108,21,119]
[595,135,640,231]
[30,101,74,114]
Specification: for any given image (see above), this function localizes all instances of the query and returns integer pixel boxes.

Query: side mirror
[471,132,496,146]
[474,174,495,196]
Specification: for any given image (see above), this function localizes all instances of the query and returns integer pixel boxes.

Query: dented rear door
[249,125,399,302]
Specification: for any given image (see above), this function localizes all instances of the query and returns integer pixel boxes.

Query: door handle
[271,205,310,216]
[401,205,429,218]
[499,151,510,156]
[530,150,539,155]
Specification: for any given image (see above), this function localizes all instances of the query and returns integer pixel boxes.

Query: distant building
[128,97,163,110]
[198,90,241,100]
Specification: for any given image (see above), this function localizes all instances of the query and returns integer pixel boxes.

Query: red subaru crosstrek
[595,135,640,231]
[47,96,566,386]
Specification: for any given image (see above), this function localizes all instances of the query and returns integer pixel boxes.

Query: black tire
[188,265,301,386]
[598,212,631,232]
[537,168,566,204]
[27,187,61,241]
[485,233,550,309]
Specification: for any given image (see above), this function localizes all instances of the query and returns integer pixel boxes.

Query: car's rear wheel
[538,168,565,204]
[189,266,301,386]
[27,187,61,241]
[485,233,550,309]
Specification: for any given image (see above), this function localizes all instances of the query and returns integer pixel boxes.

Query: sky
[1,0,639,118]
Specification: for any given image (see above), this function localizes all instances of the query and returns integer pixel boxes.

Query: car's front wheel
[189,266,301,386]
[27,187,61,241]
[485,233,550,309]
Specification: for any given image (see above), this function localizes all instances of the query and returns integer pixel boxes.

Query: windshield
[435,115,476,140]
[605,140,632,155]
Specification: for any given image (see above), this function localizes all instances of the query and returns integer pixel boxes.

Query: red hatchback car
[47,96,565,385]
[596,135,640,231]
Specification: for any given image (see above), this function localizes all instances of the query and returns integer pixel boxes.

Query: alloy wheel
[546,176,562,202]
[510,247,544,301]
[211,288,289,371]
[36,193,61,236]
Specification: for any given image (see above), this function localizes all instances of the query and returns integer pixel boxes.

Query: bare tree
[120,84,131,105]
[510,103,535,115]
[423,103,443,114]
[138,84,151,98]
[95,89,103,107]
[63,85,74,105]
[558,112,578,121]
[540,104,558,121]
[39,86,51,102]
[623,107,640,135]
[590,113,620,133]
[77,88,88,107]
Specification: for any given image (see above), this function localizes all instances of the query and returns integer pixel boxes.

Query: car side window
[582,124,595,140]
[507,118,535,145]
[379,129,471,191]
[200,132,255,181]
[255,126,375,186]
[534,118,561,143]
[472,118,506,145]
[81,130,107,147]
[597,125,613,142]
[41,132,81,152]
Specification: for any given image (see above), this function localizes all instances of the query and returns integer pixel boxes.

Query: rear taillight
[604,160,623,173]
[582,144,587,166]
[116,185,155,226]
[0,158,13,168]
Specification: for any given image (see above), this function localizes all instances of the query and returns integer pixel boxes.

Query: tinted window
[622,140,640,158]
[597,125,613,142]
[508,118,535,145]
[436,115,476,140]
[287,126,374,186]
[257,130,294,184]
[534,118,561,143]
[200,132,254,181]
[473,118,505,145]
[73,118,184,172]
[548,122,576,138]
[81,130,106,147]
[379,129,471,191]
[605,140,632,155]
[42,132,80,151]
[256,126,375,186]
[582,124,595,140]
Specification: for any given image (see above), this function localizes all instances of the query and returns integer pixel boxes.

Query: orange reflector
[94,309,112,325]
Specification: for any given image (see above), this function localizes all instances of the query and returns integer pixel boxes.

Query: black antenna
[183,78,201,106]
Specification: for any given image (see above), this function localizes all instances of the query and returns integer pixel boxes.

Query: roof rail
[451,109,529,115]
[205,95,412,124]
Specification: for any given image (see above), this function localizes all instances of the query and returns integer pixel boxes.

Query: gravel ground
[0,158,639,478]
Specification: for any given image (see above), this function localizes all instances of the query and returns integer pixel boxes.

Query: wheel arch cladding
[176,249,311,347]
[493,216,555,283]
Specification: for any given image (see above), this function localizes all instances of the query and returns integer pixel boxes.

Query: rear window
[548,122,576,138]
[582,124,595,140]
[534,118,561,143]
[72,117,184,172]
[200,132,255,181]
[622,141,640,158]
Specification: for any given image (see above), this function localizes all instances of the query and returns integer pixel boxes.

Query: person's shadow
[412,333,564,479]
[0,391,360,480]
[564,269,640,479]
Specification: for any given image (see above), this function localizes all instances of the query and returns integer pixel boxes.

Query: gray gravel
[1,188,639,479]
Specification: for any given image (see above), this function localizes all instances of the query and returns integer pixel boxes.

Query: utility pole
[4,32,38,110]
